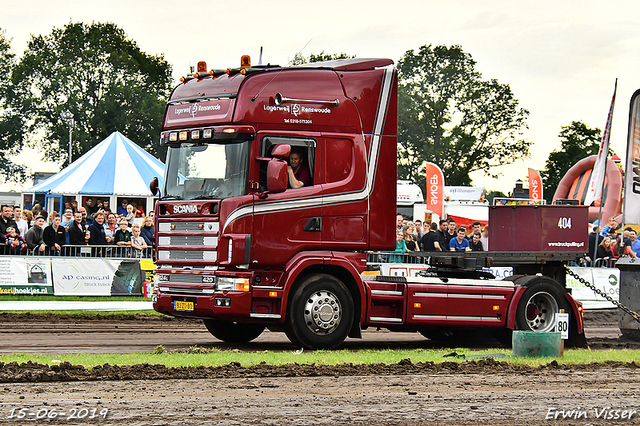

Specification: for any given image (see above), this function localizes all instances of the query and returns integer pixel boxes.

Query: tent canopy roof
[26,131,164,197]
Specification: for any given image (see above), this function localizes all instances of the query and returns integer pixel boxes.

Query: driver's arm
[287,167,304,189]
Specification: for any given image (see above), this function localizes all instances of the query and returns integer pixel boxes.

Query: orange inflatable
[553,155,623,221]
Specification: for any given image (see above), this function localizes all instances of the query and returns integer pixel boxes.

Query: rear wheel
[285,274,354,350]
[203,319,265,343]
[515,279,567,332]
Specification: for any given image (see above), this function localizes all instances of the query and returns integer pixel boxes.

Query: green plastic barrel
[512,330,561,357]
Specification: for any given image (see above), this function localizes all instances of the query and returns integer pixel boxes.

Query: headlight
[216,277,250,292]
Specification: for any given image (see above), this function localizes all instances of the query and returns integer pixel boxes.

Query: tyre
[285,274,354,350]
[203,319,265,343]
[515,278,568,333]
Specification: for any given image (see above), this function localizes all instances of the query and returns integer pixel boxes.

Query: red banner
[425,162,444,218]
[527,168,543,201]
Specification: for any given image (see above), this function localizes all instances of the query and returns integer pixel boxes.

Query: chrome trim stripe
[222,67,395,233]
[414,292,506,299]
[407,276,516,287]
[414,292,448,297]
[249,313,282,319]
[369,316,403,323]
[413,315,501,321]
[252,285,282,290]
[370,290,403,296]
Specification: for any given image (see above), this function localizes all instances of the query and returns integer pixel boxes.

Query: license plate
[174,300,194,311]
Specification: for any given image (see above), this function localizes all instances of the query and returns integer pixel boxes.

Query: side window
[324,138,353,184]
[259,136,317,189]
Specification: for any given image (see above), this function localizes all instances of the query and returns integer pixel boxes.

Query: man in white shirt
[13,206,28,237]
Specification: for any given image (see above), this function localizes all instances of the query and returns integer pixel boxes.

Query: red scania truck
[151,57,585,349]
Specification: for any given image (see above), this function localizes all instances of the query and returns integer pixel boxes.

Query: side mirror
[149,177,160,197]
[267,159,288,193]
[271,143,291,159]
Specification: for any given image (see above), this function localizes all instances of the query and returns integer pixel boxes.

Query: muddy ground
[1,310,640,425]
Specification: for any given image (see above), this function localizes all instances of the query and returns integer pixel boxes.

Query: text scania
[173,204,198,214]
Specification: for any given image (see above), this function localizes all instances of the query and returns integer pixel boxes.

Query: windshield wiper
[161,194,183,200]
[191,195,214,200]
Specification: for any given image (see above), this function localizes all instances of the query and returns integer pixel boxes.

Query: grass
[1,295,158,315]
[4,310,160,316]
[2,348,640,369]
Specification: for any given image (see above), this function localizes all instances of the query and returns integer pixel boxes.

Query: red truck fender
[278,251,367,324]
[505,275,584,335]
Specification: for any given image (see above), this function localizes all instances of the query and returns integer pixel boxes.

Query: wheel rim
[524,291,558,332]
[303,290,342,336]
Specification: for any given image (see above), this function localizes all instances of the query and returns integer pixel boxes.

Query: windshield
[163,141,250,200]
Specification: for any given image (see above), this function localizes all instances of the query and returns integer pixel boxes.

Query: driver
[287,150,312,188]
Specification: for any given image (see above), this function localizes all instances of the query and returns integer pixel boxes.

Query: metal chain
[565,266,640,324]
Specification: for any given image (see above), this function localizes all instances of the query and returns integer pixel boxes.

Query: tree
[397,44,530,189]
[9,22,173,166]
[0,28,27,183]
[288,51,354,66]
[540,121,602,203]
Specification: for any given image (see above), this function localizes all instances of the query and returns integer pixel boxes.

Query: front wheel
[203,319,265,343]
[515,278,568,333]
[285,274,354,350]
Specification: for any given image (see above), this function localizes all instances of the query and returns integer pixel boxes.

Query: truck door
[320,135,369,250]
[252,135,323,266]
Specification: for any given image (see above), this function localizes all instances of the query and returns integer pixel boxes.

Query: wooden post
[559,309,565,357]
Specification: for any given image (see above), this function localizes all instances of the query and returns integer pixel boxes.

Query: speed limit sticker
[556,313,569,339]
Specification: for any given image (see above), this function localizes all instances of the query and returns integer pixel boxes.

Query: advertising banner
[425,162,444,218]
[0,257,53,295]
[378,263,512,280]
[623,89,640,224]
[565,266,619,309]
[527,168,543,201]
[52,258,144,296]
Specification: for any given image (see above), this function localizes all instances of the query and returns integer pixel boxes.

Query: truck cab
[153,58,398,348]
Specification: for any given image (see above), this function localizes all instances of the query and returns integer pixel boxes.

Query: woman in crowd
[596,236,614,265]
[403,225,416,252]
[22,210,33,230]
[390,229,407,263]
[140,216,154,246]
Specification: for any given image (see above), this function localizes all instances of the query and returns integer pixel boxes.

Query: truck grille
[171,250,205,260]
[168,236,204,245]
[156,220,219,264]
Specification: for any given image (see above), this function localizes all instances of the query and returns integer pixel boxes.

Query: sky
[1,0,639,195]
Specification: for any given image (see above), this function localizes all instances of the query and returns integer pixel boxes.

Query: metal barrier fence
[366,252,429,265]
[367,251,620,268]
[0,244,154,259]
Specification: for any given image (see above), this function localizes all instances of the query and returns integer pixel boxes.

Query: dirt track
[1,310,640,425]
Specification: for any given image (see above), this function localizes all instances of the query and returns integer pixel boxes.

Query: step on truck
[151,57,585,349]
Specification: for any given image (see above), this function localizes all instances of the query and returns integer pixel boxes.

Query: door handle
[303,217,322,232]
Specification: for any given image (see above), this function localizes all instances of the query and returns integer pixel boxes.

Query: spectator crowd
[392,214,488,261]
[0,202,155,257]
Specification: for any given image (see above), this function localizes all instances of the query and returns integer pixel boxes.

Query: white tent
[24,131,164,215]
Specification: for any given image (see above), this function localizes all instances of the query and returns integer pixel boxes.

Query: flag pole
[590,78,617,267]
